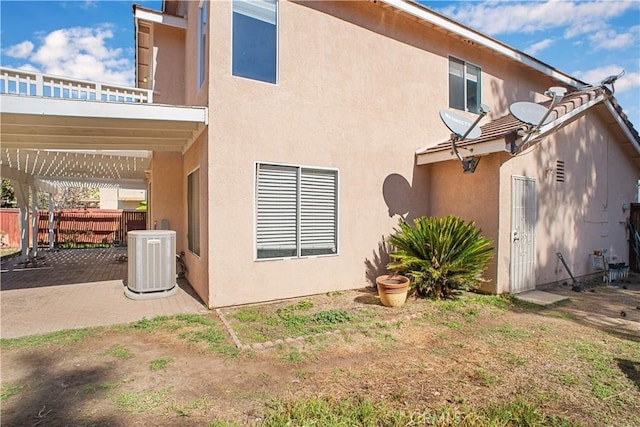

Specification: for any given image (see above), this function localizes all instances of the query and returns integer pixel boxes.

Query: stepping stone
[514,290,569,306]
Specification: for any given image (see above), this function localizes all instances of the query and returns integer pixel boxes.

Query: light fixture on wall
[543,165,554,178]
[438,104,491,173]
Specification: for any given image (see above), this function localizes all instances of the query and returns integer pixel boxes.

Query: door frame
[510,175,537,293]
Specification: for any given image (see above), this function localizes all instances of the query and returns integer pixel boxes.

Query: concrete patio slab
[514,290,569,306]
[0,248,209,339]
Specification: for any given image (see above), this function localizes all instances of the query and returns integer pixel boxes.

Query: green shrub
[387,216,494,299]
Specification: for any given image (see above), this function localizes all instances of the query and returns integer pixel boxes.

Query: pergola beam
[2,124,196,139]
[1,141,185,151]
[2,134,190,146]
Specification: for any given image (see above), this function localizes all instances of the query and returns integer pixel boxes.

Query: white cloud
[588,25,640,50]
[7,25,133,86]
[524,38,554,55]
[80,1,98,9]
[14,63,39,73]
[573,65,640,94]
[3,41,34,59]
[440,1,637,38]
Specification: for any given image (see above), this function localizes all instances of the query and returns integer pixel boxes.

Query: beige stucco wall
[145,0,638,307]
[184,2,209,108]
[426,155,501,293]
[99,188,119,210]
[428,107,638,294]
[182,134,209,304]
[152,24,186,105]
[143,4,210,304]
[99,188,145,210]
[203,0,549,307]
[148,152,184,247]
[498,108,637,290]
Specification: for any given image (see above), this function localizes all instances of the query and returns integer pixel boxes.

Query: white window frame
[197,0,208,89]
[254,162,339,260]
[187,167,201,256]
[448,56,482,114]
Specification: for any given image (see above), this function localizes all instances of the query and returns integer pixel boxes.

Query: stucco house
[99,188,147,211]
[2,0,638,308]
[132,0,640,307]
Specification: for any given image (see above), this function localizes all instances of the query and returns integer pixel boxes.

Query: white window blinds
[256,164,298,254]
[256,164,338,259]
[233,0,276,25]
[301,168,337,255]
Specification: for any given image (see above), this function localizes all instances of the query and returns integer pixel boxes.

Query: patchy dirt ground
[1,279,639,426]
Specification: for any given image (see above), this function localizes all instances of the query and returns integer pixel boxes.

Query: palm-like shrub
[387,216,494,299]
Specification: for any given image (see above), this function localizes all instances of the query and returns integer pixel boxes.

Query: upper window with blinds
[232,0,277,84]
[448,56,481,114]
[256,163,338,260]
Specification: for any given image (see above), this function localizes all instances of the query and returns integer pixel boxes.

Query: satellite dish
[437,105,490,173]
[600,70,625,94]
[439,110,481,140]
[509,102,553,126]
[509,86,567,154]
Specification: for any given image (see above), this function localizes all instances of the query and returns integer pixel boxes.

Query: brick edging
[216,308,423,352]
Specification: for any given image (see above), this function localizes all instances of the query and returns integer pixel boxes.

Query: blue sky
[1,0,639,126]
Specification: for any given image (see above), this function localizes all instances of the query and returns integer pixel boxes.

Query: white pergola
[0,68,207,259]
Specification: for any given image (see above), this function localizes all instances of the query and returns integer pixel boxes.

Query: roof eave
[416,139,509,165]
[379,0,586,88]
[134,5,187,29]
[604,99,640,158]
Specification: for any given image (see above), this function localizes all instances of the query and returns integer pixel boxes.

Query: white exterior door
[510,176,537,293]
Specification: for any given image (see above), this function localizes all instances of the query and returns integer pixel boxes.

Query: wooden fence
[0,209,146,248]
[0,209,21,247]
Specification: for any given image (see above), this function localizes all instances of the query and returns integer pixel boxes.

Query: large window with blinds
[232,0,277,84]
[449,56,481,114]
[256,163,338,259]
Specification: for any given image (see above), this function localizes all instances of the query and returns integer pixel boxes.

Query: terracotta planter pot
[376,275,409,307]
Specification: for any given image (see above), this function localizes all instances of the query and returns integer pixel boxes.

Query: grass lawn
[2,286,639,426]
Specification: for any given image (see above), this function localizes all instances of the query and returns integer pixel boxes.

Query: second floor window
[449,57,481,114]
[197,1,208,88]
[232,0,277,84]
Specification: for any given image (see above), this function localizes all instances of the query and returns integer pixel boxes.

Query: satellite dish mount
[600,70,625,94]
[438,104,490,173]
[509,86,566,154]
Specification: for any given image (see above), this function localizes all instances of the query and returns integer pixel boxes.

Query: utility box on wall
[125,230,178,300]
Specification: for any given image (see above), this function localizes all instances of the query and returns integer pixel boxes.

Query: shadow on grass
[2,352,116,426]
[353,287,381,306]
[617,358,640,390]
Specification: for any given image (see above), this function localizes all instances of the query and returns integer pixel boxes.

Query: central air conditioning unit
[125,230,178,300]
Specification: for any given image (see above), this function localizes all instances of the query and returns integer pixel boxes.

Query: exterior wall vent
[125,230,178,300]
[556,160,565,183]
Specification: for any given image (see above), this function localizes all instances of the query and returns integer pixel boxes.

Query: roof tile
[419,87,613,155]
